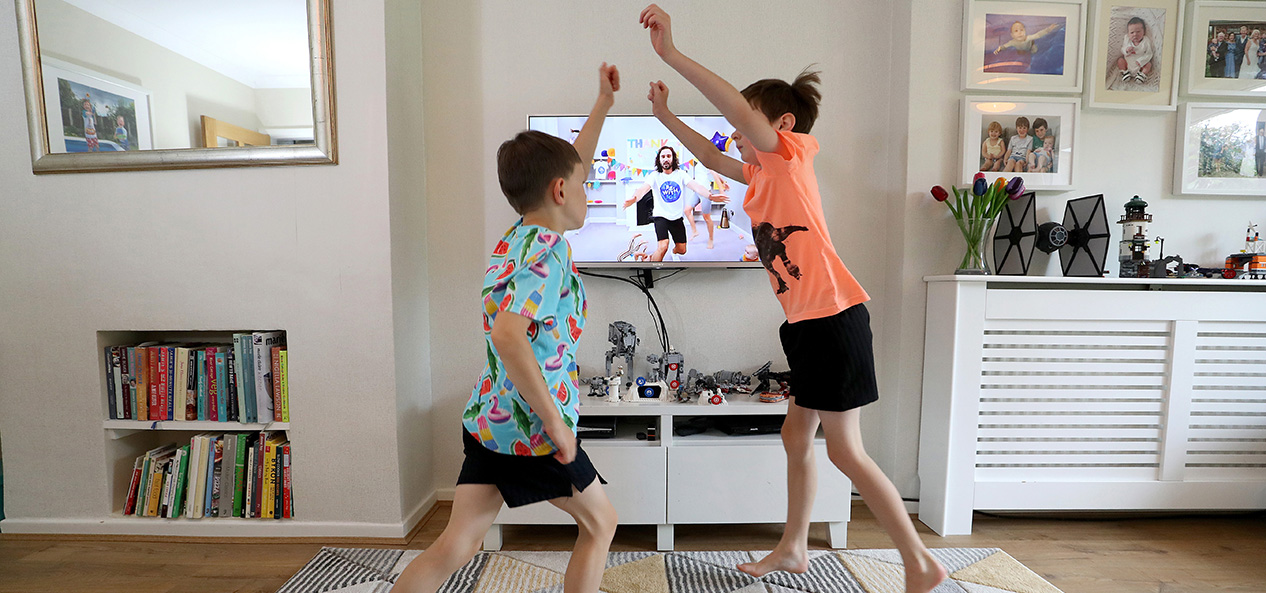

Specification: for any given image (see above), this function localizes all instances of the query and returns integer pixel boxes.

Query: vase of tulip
[931,173,1026,275]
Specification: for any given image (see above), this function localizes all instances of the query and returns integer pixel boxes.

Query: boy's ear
[776,113,796,132]
[550,176,567,205]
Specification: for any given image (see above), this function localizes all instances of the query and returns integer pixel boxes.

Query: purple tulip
[972,178,988,196]
[931,186,949,202]
[1005,176,1025,199]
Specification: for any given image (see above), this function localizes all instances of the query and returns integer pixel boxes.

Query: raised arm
[573,63,620,164]
[648,81,745,182]
[624,182,651,208]
[640,4,782,154]
[685,179,729,203]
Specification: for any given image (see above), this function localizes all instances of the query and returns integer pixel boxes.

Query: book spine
[173,348,187,422]
[218,435,236,518]
[209,437,223,517]
[120,346,132,420]
[253,333,283,423]
[145,458,164,517]
[282,443,292,519]
[166,347,176,421]
[105,347,118,420]
[136,455,151,517]
[206,348,218,422]
[238,337,255,423]
[148,347,159,421]
[160,458,174,518]
[186,436,202,519]
[253,433,266,518]
[244,438,256,518]
[134,348,148,422]
[196,351,208,421]
[232,335,247,423]
[215,352,228,422]
[279,351,289,423]
[271,346,282,422]
[123,456,143,515]
[262,441,275,519]
[226,346,239,422]
[233,433,247,517]
[158,347,170,421]
[185,349,197,420]
[273,443,284,519]
[172,445,190,518]
[204,436,218,517]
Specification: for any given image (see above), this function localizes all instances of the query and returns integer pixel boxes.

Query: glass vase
[955,217,993,275]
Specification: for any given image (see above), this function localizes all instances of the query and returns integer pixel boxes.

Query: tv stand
[637,267,654,288]
[484,394,851,551]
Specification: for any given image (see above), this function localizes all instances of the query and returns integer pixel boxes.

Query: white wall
[898,0,1266,500]
[421,0,915,494]
[0,0,413,530]
[33,0,264,149]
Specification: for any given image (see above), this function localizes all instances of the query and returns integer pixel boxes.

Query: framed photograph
[961,96,1079,190]
[1175,103,1266,195]
[39,57,152,154]
[1184,1,1266,97]
[962,0,1088,93]
[1087,0,1183,110]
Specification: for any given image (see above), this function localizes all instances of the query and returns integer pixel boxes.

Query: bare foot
[736,548,809,578]
[904,553,948,593]
[706,238,714,249]
[691,230,700,238]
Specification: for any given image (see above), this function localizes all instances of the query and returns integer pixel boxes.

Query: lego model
[1222,222,1266,280]
[752,361,792,399]
[605,321,639,376]
[645,350,685,391]
[1118,195,1154,278]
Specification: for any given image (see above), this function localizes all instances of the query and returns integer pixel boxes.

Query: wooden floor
[1,504,1264,593]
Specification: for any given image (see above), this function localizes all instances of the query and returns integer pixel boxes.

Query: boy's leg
[653,239,670,261]
[818,409,946,593]
[737,404,819,577]
[702,211,715,248]
[392,484,505,593]
[686,206,699,237]
[548,483,618,593]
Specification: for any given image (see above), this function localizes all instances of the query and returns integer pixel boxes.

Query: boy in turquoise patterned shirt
[393,63,621,593]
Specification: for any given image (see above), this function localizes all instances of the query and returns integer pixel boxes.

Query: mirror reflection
[32,0,315,154]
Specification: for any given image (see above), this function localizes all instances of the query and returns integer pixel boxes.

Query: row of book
[124,432,293,520]
[104,331,288,423]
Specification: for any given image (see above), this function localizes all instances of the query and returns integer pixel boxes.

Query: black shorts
[652,216,686,243]
[779,303,880,412]
[457,430,606,508]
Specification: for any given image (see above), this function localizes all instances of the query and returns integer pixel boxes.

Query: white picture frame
[961,96,1080,190]
[39,57,152,154]
[963,0,1088,93]
[1183,1,1266,97]
[1175,102,1266,195]
[1086,0,1184,110]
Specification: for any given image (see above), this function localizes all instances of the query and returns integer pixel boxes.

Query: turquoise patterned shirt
[463,220,586,456]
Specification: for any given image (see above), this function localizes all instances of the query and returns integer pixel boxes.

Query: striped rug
[276,547,1064,593]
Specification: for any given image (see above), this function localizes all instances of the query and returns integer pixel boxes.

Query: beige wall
[0,0,412,529]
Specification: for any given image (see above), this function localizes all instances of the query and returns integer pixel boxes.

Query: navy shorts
[779,303,880,412]
[457,430,606,508]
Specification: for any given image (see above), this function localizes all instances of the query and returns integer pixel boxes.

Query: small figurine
[605,321,639,377]
[1221,222,1266,279]
[1117,195,1153,278]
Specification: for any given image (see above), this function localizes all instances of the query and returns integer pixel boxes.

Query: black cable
[579,269,669,353]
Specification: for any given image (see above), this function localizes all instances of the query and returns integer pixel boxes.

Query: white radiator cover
[917,276,1266,535]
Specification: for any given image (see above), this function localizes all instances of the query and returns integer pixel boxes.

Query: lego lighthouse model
[1118,196,1153,278]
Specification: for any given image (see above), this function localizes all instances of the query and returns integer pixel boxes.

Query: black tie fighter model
[993,193,1111,277]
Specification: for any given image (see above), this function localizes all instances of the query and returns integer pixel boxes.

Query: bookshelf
[99,330,292,524]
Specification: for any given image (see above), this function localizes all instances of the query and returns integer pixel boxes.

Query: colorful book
[262,438,276,519]
[104,347,118,420]
[157,347,170,421]
[119,346,132,420]
[146,450,173,517]
[173,348,188,422]
[136,346,152,421]
[206,347,219,422]
[279,350,289,423]
[185,349,198,420]
[252,332,284,423]
[244,436,257,518]
[218,435,237,518]
[231,335,248,423]
[271,346,283,421]
[226,346,238,422]
[125,347,138,421]
[196,350,208,421]
[147,347,159,421]
[232,433,248,517]
[170,445,190,518]
[236,337,255,423]
[281,442,292,518]
[123,456,144,515]
[273,441,286,519]
[209,436,224,517]
[165,346,176,420]
[204,435,219,517]
[159,456,175,518]
[215,351,228,422]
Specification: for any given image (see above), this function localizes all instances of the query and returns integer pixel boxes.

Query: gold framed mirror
[15,0,336,174]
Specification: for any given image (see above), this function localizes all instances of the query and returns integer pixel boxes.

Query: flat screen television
[528,114,760,268]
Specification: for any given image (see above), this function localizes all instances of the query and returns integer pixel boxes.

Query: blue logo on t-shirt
[659,181,682,203]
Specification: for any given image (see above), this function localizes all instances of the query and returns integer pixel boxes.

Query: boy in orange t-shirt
[639,5,946,592]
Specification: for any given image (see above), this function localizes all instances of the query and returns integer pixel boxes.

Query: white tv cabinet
[484,394,851,551]
[918,276,1266,536]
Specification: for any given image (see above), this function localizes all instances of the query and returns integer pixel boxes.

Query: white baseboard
[404,491,439,534]
[436,487,456,501]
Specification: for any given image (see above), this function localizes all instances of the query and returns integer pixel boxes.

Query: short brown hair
[740,68,822,133]
[496,130,583,214]
[1015,116,1031,129]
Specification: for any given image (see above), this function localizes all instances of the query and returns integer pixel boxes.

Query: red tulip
[973,172,986,182]
[931,186,949,202]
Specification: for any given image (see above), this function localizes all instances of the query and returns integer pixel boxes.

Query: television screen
[528,114,760,268]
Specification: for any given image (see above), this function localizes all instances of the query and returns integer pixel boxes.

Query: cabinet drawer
[494,445,667,525]
[667,443,850,523]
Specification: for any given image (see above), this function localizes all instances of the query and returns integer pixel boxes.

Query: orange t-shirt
[742,130,869,323]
